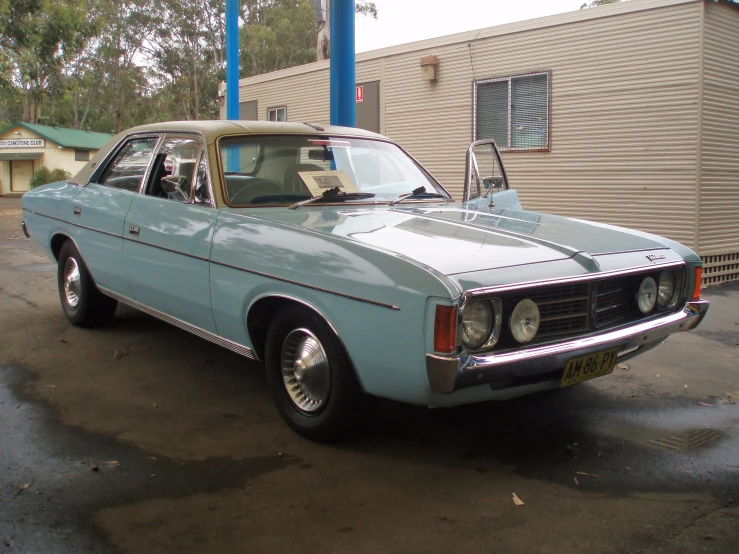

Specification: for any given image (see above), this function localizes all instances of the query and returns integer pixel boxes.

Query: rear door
[123,134,218,333]
[71,135,160,296]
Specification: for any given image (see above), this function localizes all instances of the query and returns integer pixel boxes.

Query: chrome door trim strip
[211,259,401,311]
[122,235,210,262]
[72,222,121,239]
[25,210,69,225]
[463,260,686,300]
[99,287,257,360]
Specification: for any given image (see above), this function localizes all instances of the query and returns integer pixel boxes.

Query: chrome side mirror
[463,139,509,204]
[161,175,192,203]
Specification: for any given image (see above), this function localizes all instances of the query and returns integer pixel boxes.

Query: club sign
[0,138,45,148]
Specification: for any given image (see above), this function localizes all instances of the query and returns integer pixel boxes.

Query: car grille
[495,267,684,347]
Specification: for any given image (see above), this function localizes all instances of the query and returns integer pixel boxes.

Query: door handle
[129,225,140,237]
[73,206,81,217]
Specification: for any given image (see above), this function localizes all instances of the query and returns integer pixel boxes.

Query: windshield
[218,135,449,206]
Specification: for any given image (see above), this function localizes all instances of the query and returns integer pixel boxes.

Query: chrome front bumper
[426,300,709,394]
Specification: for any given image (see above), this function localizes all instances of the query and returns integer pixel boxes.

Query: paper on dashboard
[297,170,358,197]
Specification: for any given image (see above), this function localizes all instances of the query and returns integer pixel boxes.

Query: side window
[145,136,202,201]
[99,137,159,191]
[267,106,287,122]
[193,156,211,205]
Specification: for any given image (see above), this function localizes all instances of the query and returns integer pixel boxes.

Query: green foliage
[29,167,72,188]
[0,0,380,131]
[240,0,317,78]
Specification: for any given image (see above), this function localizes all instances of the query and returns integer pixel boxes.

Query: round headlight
[636,276,657,313]
[461,300,494,350]
[657,270,676,308]
[510,299,540,343]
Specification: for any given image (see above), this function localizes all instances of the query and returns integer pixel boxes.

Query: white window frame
[472,70,551,152]
[267,105,287,122]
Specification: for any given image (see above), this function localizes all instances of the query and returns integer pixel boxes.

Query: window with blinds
[474,71,550,152]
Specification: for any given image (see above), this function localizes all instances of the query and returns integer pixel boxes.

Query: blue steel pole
[225,0,239,121]
[225,0,240,170]
[330,0,356,127]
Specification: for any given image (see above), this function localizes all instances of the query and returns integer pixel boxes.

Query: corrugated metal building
[223,0,739,285]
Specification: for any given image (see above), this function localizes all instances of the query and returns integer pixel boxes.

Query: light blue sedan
[21,121,709,441]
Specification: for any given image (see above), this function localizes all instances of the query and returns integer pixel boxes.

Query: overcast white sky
[355,0,592,52]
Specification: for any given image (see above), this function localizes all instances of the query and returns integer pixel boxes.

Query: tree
[1,0,95,123]
[316,0,378,61]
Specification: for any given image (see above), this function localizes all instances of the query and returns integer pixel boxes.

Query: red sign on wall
[356,85,364,103]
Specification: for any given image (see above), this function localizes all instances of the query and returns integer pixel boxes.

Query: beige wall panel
[381,3,702,246]
[700,1,739,255]
[233,1,702,247]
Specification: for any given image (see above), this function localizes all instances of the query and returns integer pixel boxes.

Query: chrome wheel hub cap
[281,329,330,413]
[63,257,81,308]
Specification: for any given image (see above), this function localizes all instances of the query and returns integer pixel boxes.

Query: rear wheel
[57,241,117,327]
[265,305,362,442]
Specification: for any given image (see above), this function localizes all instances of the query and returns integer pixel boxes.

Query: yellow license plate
[561,347,620,387]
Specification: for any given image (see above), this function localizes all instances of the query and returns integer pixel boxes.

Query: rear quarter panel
[21,181,81,260]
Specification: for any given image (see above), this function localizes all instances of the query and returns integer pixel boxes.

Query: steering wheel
[229,179,285,204]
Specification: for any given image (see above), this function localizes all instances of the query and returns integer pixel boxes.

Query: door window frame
[90,133,163,192]
[141,132,215,208]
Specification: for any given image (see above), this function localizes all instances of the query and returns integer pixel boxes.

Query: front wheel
[265,305,362,442]
[57,241,117,327]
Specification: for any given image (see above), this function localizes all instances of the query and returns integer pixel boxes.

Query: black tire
[57,240,117,327]
[265,305,362,442]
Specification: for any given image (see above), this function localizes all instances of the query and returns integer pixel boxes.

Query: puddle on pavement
[0,365,296,553]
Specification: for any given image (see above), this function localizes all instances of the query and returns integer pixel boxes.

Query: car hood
[260,203,669,277]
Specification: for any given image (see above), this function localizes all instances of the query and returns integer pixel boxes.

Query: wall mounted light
[420,55,439,81]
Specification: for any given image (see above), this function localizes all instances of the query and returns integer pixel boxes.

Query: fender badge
[646,254,666,262]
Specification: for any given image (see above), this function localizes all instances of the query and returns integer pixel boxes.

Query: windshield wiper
[388,186,447,206]
[288,187,375,210]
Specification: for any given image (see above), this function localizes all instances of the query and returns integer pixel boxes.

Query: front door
[123,135,218,333]
[11,160,33,192]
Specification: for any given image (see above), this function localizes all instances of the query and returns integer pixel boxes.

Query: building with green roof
[0,122,112,195]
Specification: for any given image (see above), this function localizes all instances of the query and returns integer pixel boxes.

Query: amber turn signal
[434,305,457,353]
[692,267,703,300]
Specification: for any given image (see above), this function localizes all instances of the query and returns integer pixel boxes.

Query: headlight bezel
[460,298,502,351]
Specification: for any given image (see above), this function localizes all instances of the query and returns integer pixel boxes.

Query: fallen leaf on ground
[113,348,131,360]
[512,493,524,506]
[89,459,99,472]
[60,339,68,344]
[576,471,604,479]
[617,363,629,370]
[103,461,120,467]
[150,473,157,478]
[626,467,634,472]
[16,483,31,492]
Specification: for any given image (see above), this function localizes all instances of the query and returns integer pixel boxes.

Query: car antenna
[303,122,325,131]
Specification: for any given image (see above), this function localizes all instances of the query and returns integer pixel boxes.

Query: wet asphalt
[1,197,738,553]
